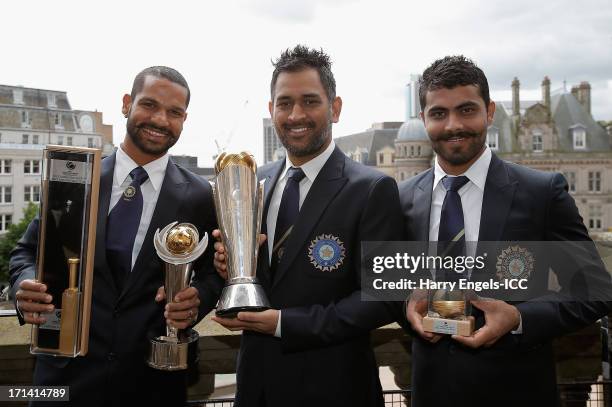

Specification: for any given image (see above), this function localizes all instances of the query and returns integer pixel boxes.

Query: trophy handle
[253,179,266,263]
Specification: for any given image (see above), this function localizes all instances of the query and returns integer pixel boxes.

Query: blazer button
[107,352,116,361]
[113,309,119,318]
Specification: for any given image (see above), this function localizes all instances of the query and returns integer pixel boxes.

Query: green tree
[0,202,38,284]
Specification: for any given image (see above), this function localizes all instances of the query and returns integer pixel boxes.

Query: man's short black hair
[131,66,191,107]
[271,45,336,102]
[419,55,490,110]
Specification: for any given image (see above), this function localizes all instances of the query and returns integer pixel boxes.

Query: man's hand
[212,309,279,335]
[15,279,54,325]
[155,286,200,330]
[212,229,266,281]
[406,289,442,344]
[452,298,521,348]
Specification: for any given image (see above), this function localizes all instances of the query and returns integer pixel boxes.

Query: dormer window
[13,89,24,105]
[47,93,57,108]
[487,127,499,150]
[571,125,586,150]
[532,130,543,152]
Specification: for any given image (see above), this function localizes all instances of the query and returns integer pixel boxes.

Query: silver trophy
[211,151,270,317]
[148,221,208,371]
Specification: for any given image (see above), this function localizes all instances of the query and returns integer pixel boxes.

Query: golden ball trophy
[148,221,208,370]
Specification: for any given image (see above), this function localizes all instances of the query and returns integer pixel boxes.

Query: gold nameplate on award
[31,145,101,357]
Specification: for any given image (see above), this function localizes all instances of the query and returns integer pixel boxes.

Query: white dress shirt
[266,140,336,337]
[109,146,169,270]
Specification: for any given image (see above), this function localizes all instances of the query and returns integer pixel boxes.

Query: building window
[417,145,422,156]
[54,113,63,128]
[67,136,73,146]
[24,160,41,175]
[410,146,414,156]
[88,137,94,148]
[24,185,40,202]
[0,214,12,232]
[21,110,31,128]
[563,172,576,193]
[532,130,543,152]
[0,160,11,174]
[32,134,39,144]
[588,172,601,192]
[13,89,24,105]
[47,93,57,108]
[378,153,384,164]
[22,134,29,144]
[57,135,64,145]
[487,128,499,150]
[573,127,586,149]
[588,205,603,230]
[0,186,12,203]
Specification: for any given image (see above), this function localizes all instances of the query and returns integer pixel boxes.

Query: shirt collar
[432,145,492,192]
[280,140,336,183]
[114,145,169,191]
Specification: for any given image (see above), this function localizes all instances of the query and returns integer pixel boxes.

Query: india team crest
[308,234,346,272]
[496,245,534,280]
[123,185,136,200]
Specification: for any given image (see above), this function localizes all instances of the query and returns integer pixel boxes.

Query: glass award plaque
[30,145,101,357]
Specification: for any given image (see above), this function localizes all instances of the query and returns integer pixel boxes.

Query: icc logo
[66,161,76,170]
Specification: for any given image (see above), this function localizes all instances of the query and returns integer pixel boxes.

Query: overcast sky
[3,0,611,166]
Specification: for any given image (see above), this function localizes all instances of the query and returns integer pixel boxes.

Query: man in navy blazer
[212,46,404,406]
[401,56,612,407]
[9,67,224,406]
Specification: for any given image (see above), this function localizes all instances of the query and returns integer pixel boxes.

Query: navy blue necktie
[271,167,306,276]
[106,166,149,291]
[438,175,469,282]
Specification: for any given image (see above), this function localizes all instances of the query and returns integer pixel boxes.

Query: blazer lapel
[413,170,434,241]
[119,160,188,301]
[95,153,116,291]
[256,160,284,289]
[478,154,517,241]
[272,147,348,289]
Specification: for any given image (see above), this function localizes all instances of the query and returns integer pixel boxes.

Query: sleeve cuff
[274,310,282,338]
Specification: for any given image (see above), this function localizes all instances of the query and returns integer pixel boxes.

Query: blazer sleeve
[8,217,40,325]
[189,185,225,320]
[516,173,612,346]
[280,176,407,352]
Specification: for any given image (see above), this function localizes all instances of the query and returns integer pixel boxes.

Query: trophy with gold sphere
[210,151,270,317]
[423,287,474,336]
[148,221,208,371]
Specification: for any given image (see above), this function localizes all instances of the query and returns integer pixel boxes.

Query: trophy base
[423,316,475,337]
[147,330,199,371]
[216,283,270,318]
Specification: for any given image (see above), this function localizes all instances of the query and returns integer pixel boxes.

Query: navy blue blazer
[233,146,405,407]
[400,153,612,407]
[9,153,224,407]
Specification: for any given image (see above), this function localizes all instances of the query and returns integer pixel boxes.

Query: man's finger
[19,280,47,292]
[236,312,261,323]
[16,289,53,304]
[214,241,225,254]
[20,301,54,314]
[174,286,198,302]
[452,327,492,348]
[155,286,165,302]
[258,234,267,247]
[212,229,222,240]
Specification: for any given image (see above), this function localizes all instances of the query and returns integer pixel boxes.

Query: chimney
[511,77,520,116]
[405,74,422,120]
[541,76,551,110]
[578,81,591,114]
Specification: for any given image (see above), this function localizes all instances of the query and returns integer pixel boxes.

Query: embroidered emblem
[308,234,346,272]
[123,185,136,200]
[496,245,534,280]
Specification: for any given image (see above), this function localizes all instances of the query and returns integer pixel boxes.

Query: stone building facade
[335,76,612,233]
[0,84,114,231]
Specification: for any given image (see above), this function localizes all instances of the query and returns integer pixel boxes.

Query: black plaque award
[31,145,101,357]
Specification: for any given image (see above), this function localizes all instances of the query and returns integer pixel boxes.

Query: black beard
[277,122,332,157]
[126,118,177,156]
